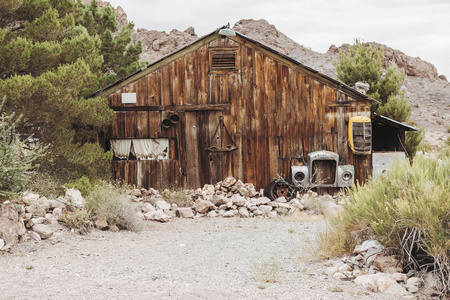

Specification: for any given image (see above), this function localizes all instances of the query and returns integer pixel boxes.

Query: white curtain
[132,139,169,160]
[110,140,132,159]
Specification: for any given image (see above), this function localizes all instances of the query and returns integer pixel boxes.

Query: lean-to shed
[93,26,380,193]
[371,113,418,179]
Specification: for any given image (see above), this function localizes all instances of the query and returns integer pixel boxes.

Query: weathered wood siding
[106,35,372,191]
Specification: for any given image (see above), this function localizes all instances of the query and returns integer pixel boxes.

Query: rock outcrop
[327,42,439,80]
[132,27,198,64]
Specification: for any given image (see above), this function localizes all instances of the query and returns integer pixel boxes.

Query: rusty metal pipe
[168,113,180,124]
[162,118,172,128]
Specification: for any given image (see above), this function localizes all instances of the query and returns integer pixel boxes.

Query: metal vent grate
[352,121,372,152]
[211,50,236,70]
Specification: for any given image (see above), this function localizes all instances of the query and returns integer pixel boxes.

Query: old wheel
[267,178,296,201]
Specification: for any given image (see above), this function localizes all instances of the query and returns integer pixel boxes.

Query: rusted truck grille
[352,122,372,152]
[312,160,337,185]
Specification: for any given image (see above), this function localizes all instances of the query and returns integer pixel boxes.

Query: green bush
[0,99,43,200]
[405,124,425,159]
[64,176,94,197]
[320,153,450,295]
[85,182,143,231]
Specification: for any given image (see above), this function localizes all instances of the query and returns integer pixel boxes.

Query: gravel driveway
[1,217,396,299]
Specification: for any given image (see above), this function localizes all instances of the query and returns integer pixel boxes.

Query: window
[110,139,169,160]
[210,49,237,70]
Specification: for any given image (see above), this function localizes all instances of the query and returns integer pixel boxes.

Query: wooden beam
[111,103,231,112]
[326,101,372,108]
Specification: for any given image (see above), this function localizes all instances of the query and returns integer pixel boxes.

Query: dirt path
[1,218,396,299]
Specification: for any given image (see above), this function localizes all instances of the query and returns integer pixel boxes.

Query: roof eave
[372,113,418,131]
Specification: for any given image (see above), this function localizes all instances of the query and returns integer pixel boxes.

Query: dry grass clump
[25,172,66,198]
[253,258,282,283]
[85,182,143,231]
[60,206,92,234]
[318,152,450,296]
[160,188,192,207]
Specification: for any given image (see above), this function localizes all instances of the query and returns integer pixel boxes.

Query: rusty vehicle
[267,151,354,200]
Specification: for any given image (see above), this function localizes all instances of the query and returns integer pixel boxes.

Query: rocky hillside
[106,1,449,148]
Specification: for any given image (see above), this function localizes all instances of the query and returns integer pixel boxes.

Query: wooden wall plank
[184,111,200,188]
[136,76,148,106]
[197,45,209,105]
[184,53,195,104]
[124,111,136,138]
[148,111,160,138]
[161,66,172,106]
[136,111,149,138]
[207,111,222,184]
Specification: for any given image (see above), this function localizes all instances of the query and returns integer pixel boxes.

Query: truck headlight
[294,171,306,182]
[342,171,352,181]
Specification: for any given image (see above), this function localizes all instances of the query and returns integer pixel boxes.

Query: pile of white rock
[131,176,342,223]
[0,176,341,247]
[325,240,443,298]
[0,188,85,250]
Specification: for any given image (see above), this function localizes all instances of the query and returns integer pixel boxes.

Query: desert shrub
[64,176,94,197]
[0,100,43,200]
[60,207,92,234]
[85,182,143,231]
[253,258,282,283]
[319,153,450,296]
[25,172,66,198]
[315,219,369,259]
[438,146,450,159]
[160,188,192,207]
[405,123,425,159]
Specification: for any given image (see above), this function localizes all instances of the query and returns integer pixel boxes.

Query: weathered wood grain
[106,35,374,194]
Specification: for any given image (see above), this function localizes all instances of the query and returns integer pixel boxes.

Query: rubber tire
[267,178,297,201]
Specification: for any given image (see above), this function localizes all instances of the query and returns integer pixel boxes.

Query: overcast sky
[106,0,450,78]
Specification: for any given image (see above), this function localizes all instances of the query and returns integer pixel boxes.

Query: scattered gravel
[1,218,397,299]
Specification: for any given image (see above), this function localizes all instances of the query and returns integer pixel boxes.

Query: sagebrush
[160,188,192,207]
[85,182,143,231]
[318,153,450,296]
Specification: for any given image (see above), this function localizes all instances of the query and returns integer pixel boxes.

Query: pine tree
[0,0,144,180]
[334,40,422,156]
[79,0,146,86]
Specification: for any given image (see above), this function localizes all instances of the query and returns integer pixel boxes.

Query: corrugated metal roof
[91,25,380,106]
[372,113,418,131]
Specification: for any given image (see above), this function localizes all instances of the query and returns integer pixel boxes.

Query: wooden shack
[93,27,379,192]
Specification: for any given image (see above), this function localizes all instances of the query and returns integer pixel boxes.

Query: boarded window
[211,50,236,70]
[111,139,169,160]
[121,93,136,104]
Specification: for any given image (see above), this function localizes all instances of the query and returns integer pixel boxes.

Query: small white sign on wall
[121,92,136,104]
